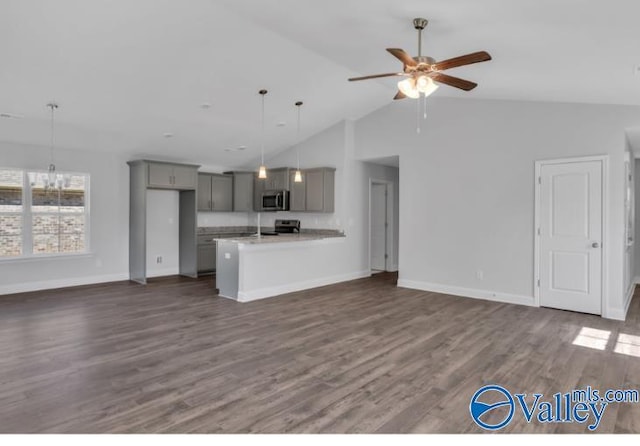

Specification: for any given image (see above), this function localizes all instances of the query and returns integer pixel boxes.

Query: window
[0,168,89,258]
[0,169,24,257]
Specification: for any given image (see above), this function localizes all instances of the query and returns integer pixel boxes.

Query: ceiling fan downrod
[413,18,428,59]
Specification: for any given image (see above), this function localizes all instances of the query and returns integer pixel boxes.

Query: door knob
[592,242,600,248]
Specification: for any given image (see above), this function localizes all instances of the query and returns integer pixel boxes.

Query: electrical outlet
[156,256,163,264]
[476,270,484,280]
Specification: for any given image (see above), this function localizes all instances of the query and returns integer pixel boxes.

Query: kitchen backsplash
[197,212,251,228]
[197,211,343,232]
[250,212,343,231]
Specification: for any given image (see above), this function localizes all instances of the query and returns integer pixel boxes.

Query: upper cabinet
[288,167,335,213]
[255,167,290,192]
[253,167,291,211]
[198,166,335,213]
[147,162,198,189]
[231,172,254,212]
[304,168,335,213]
[198,173,233,212]
[289,170,306,212]
[173,165,199,189]
[269,168,290,191]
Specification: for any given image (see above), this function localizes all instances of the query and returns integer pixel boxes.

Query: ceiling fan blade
[430,72,478,91]
[393,91,407,100]
[348,72,404,81]
[432,51,492,71]
[386,48,417,67]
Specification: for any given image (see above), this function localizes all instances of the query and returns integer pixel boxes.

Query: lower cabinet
[197,242,216,274]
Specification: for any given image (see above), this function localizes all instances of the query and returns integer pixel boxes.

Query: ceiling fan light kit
[398,75,439,99]
[348,17,491,100]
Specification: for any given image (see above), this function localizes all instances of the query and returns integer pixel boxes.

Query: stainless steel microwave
[261,190,289,211]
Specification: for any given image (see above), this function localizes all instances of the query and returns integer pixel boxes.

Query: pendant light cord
[295,101,303,170]
[50,104,54,165]
[48,102,58,166]
[260,92,265,165]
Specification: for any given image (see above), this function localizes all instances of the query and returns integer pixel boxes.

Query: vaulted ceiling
[2,0,640,168]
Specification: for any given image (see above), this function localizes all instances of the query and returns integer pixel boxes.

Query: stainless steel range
[275,219,300,233]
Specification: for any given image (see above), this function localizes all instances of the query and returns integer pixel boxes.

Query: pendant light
[293,101,303,183]
[258,89,268,179]
[42,102,71,190]
[47,102,59,189]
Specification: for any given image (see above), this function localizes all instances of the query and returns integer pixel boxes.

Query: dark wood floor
[0,273,639,433]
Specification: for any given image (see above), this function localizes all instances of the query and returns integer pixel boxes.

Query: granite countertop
[215,232,345,245]
[199,226,345,244]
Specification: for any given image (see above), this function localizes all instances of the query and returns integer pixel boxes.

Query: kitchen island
[215,232,355,302]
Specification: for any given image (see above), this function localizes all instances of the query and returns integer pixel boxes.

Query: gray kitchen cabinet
[147,162,197,189]
[197,243,216,274]
[148,163,173,187]
[232,172,254,212]
[253,168,290,211]
[211,175,233,211]
[197,174,211,211]
[256,167,290,192]
[173,165,198,189]
[198,173,233,212]
[289,170,306,212]
[253,173,265,211]
[127,159,199,284]
[305,167,335,213]
[268,168,289,190]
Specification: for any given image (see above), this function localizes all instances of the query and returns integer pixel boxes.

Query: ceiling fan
[348,18,491,100]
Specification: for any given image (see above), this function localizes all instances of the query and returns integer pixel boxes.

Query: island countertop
[214,232,345,245]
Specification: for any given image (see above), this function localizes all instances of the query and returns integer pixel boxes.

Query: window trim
[0,167,90,260]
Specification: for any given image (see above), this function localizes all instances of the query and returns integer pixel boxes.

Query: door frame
[533,155,609,312]
[368,178,395,273]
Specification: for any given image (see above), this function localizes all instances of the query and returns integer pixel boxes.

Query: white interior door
[539,160,603,315]
[371,183,387,271]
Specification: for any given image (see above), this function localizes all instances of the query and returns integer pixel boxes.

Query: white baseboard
[605,307,628,321]
[397,279,536,308]
[608,281,638,321]
[238,270,370,302]
[0,273,130,296]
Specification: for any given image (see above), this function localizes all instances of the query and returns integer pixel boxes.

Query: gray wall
[355,96,640,319]
[634,159,640,280]
[0,141,129,293]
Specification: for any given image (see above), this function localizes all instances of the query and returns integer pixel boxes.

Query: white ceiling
[2,0,640,168]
